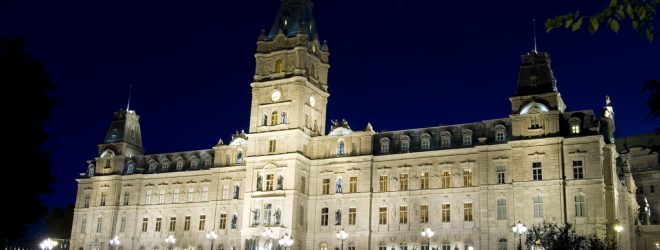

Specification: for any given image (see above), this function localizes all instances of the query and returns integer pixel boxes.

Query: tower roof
[514,51,558,96]
[103,110,143,148]
[266,0,317,41]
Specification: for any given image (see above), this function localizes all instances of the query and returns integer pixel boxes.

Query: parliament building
[70,0,641,249]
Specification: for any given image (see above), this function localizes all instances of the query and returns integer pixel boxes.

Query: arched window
[495,125,506,142]
[161,160,170,172]
[420,133,430,150]
[462,129,473,146]
[281,111,287,124]
[336,177,343,193]
[126,160,135,175]
[204,156,212,168]
[400,135,410,152]
[236,150,243,165]
[440,131,451,148]
[190,157,200,169]
[575,192,586,217]
[271,111,279,125]
[176,158,185,171]
[275,59,284,73]
[380,138,390,154]
[570,117,581,134]
[320,242,328,250]
[337,139,345,156]
[498,238,508,250]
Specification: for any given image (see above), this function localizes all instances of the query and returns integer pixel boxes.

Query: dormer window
[148,160,158,172]
[87,164,95,177]
[570,117,581,134]
[441,132,451,148]
[462,130,473,146]
[495,125,506,142]
[190,157,200,169]
[126,160,135,175]
[161,160,170,172]
[400,135,410,152]
[176,159,184,171]
[204,156,212,168]
[420,133,430,150]
[380,138,390,154]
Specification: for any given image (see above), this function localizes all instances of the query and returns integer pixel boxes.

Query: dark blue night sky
[1,0,658,232]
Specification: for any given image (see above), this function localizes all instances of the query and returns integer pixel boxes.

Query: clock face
[309,96,316,107]
[271,90,281,102]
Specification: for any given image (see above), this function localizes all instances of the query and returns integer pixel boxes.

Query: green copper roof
[267,0,317,41]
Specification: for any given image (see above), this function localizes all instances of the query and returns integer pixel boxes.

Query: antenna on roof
[126,84,133,111]
[533,19,538,52]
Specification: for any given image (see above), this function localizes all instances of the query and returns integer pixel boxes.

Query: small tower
[94,109,144,175]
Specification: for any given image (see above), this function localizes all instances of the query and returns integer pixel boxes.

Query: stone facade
[70,0,641,249]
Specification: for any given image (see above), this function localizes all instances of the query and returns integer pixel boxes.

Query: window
[533,196,544,218]
[337,140,345,156]
[497,199,507,220]
[155,218,162,232]
[442,244,451,250]
[462,130,472,146]
[401,136,410,152]
[573,160,584,179]
[96,217,103,233]
[441,132,451,148]
[187,187,194,202]
[264,204,272,225]
[463,170,473,187]
[141,218,148,232]
[148,161,157,172]
[84,194,90,208]
[349,176,357,193]
[199,215,206,231]
[441,204,450,222]
[100,192,106,206]
[348,244,356,250]
[497,165,506,184]
[266,174,274,191]
[532,162,542,181]
[464,202,473,221]
[275,59,284,73]
[169,217,176,231]
[301,176,306,194]
[145,190,152,204]
[399,206,408,224]
[498,239,508,250]
[271,111,278,125]
[127,160,135,174]
[176,159,184,171]
[652,185,656,193]
[123,192,129,206]
[190,157,200,169]
[379,207,387,225]
[119,216,126,233]
[570,118,581,134]
[349,207,356,225]
[222,185,229,199]
[420,172,429,189]
[322,179,330,194]
[336,177,343,193]
[173,188,180,203]
[379,175,388,192]
[495,125,506,142]
[530,115,541,129]
[420,204,429,223]
[380,138,390,154]
[219,214,227,229]
[400,245,408,250]
[400,174,409,191]
[575,193,586,217]
[184,216,191,231]
[159,190,165,204]
[321,207,329,226]
[421,134,431,150]
[80,218,86,233]
[320,242,328,250]
[379,245,387,250]
[441,171,451,188]
[269,140,277,153]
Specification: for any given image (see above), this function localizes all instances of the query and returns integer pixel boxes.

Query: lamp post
[262,228,275,250]
[420,227,434,250]
[109,236,120,250]
[165,235,176,250]
[278,233,294,250]
[206,231,218,250]
[614,224,623,249]
[511,221,527,250]
[335,229,348,250]
[39,238,58,250]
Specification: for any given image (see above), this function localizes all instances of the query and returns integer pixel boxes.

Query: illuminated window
[271,111,279,125]
[155,217,162,232]
[533,196,544,218]
[497,199,507,220]
[575,193,586,217]
[571,124,580,134]
[399,206,408,224]
[275,59,284,73]
[400,135,410,152]
[322,179,330,194]
[199,215,206,231]
[497,165,506,184]
[321,207,328,226]
[379,175,389,192]
[421,133,431,150]
[570,117,581,134]
[184,216,191,231]
[380,138,390,154]
[379,207,387,225]
[441,204,451,222]
[266,174,274,191]
[463,170,473,187]
[269,140,276,153]
[349,176,358,193]
[441,132,451,148]
[400,174,409,191]
[464,202,473,221]
[532,162,542,181]
[141,218,148,232]
[219,214,227,229]
[420,172,429,189]
[573,160,584,179]
[169,217,176,231]
[349,207,356,225]
[441,171,451,188]
[420,204,429,223]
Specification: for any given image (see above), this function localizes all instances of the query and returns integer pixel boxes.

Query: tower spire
[533,19,538,52]
[126,84,133,111]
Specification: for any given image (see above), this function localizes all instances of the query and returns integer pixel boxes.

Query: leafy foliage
[45,204,74,239]
[546,0,660,41]
[642,79,660,133]
[524,222,616,250]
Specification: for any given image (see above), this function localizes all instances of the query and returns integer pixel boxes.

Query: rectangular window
[141,218,148,232]
[421,138,430,150]
[379,175,389,192]
[348,246,356,250]
[497,199,507,220]
[349,176,358,193]
[184,216,191,231]
[145,190,152,204]
[441,171,451,188]
[169,217,176,231]
[420,204,429,223]
[201,187,209,201]
[400,245,408,250]
[495,131,505,142]
[269,140,277,153]
[123,192,129,206]
[158,190,165,204]
[533,196,544,218]
[532,162,543,181]
[100,192,106,206]
[219,214,227,229]
[322,179,330,194]
[173,188,180,203]
[464,202,473,221]
[652,185,656,193]
[379,207,387,225]
[80,218,86,234]
[96,217,103,233]
[199,215,206,231]
[222,184,229,199]
[420,172,429,189]
[400,174,409,191]
[119,217,126,233]
[349,207,356,225]
[463,135,472,146]
[399,206,408,224]
[571,124,580,134]
[301,176,306,194]
[575,195,586,217]
[266,174,274,191]
[321,208,329,226]
[496,165,506,184]
[155,218,162,232]
[442,245,451,250]
[441,136,451,148]
[442,204,450,222]
[463,170,473,187]
[187,187,194,202]
[573,160,584,179]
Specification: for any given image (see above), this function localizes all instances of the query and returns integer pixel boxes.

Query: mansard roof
[267,0,317,41]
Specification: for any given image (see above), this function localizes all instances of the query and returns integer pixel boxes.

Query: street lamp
[614,224,623,249]
[206,231,218,250]
[165,235,176,250]
[39,238,58,250]
[262,228,275,249]
[335,229,348,250]
[278,233,294,250]
[420,227,434,250]
[511,221,527,250]
[109,236,120,250]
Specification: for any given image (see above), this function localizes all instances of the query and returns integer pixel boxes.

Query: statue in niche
[257,175,263,191]
[252,209,260,225]
[274,208,281,225]
[277,175,283,190]
[232,185,239,199]
[336,178,343,193]
[335,209,342,225]
[231,214,237,229]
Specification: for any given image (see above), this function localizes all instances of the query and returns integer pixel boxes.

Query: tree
[45,204,74,239]
[0,38,55,242]
[546,0,659,41]
[524,222,616,250]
